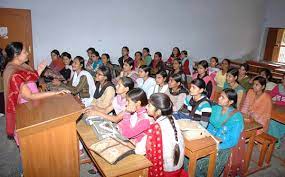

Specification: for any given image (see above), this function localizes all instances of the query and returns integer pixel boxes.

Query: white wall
[264,0,285,28]
[257,0,285,60]
[0,0,265,66]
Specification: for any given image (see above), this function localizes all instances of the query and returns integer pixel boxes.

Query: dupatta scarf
[3,62,38,136]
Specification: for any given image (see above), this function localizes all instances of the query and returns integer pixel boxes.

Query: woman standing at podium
[3,42,69,139]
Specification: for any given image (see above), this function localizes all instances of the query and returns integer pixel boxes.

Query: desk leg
[207,150,217,177]
[188,153,197,177]
[244,130,257,173]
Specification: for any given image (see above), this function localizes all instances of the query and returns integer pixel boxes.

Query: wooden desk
[77,119,152,177]
[271,104,285,124]
[16,94,83,177]
[244,121,263,174]
[184,136,217,177]
[271,104,285,165]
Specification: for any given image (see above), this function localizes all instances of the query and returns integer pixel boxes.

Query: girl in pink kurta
[117,88,153,143]
[270,74,285,106]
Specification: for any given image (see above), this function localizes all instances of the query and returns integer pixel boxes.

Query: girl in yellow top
[215,59,230,92]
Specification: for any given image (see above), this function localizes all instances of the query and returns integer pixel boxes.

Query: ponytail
[149,93,181,166]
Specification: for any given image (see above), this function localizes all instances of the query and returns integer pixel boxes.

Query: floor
[0,115,284,177]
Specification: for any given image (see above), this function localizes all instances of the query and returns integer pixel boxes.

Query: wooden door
[0,8,34,68]
[263,28,285,62]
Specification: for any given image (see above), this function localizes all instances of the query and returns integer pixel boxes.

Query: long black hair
[4,42,24,67]
[127,88,148,107]
[119,76,134,92]
[149,93,180,166]
[98,65,112,82]
[51,49,60,56]
[227,68,239,81]
[139,65,151,76]
[169,73,189,95]
[253,76,267,91]
[74,56,85,70]
[223,88,238,108]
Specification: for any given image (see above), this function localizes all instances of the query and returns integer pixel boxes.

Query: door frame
[0,8,34,68]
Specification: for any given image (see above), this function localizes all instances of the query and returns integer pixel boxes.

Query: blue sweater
[207,105,244,150]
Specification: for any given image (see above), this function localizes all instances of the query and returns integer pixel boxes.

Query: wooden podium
[16,94,83,177]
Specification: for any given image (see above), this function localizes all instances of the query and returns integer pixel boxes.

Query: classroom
[0,0,285,177]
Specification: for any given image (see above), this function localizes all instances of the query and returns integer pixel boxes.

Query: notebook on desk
[85,116,128,141]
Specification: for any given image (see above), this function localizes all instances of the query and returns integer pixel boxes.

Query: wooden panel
[264,28,278,61]
[271,104,285,124]
[16,94,82,177]
[77,119,152,177]
[16,94,82,133]
[184,136,216,152]
[0,8,34,67]
[120,168,148,177]
[20,122,79,177]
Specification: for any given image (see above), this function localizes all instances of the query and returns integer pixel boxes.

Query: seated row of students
[82,75,243,176]
[50,48,284,150]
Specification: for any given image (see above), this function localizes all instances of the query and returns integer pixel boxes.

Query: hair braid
[167,115,180,166]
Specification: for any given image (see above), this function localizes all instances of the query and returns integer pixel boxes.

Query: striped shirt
[184,95,212,128]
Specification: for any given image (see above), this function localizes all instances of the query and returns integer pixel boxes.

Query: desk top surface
[184,136,216,152]
[244,120,263,132]
[271,104,285,124]
[16,94,82,130]
[76,119,152,177]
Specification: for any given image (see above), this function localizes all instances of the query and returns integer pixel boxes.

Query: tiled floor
[0,115,284,177]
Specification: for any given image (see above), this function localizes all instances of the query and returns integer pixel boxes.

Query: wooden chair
[254,132,277,167]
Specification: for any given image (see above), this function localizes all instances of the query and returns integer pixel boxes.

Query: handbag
[89,137,135,164]
[177,119,210,140]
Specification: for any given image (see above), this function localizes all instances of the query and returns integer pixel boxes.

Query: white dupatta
[72,70,95,107]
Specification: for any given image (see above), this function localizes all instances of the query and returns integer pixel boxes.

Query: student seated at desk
[270,74,285,106]
[86,47,96,69]
[134,51,144,70]
[241,76,272,134]
[149,52,165,76]
[185,88,244,177]
[142,47,152,66]
[86,88,152,143]
[238,63,251,92]
[208,57,220,80]
[86,50,102,75]
[224,68,245,110]
[153,70,169,94]
[49,49,65,73]
[180,50,194,77]
[174,78,212,128]
[215,59,230,92]
[192,60,215,100]
[250,68,276,92]
[59,52,73,82]
[168,59,187,88]
[87,76,134,115]
[113,58,137,85]
[136,65,156,98]
[167,73,189,112]
[92,65,115,110]
[167,47,181,65]
[101,53,116,79]
[269,74,285,148]
[118,46,133,68]
[136,93,186,177]
[53,56,95,107]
